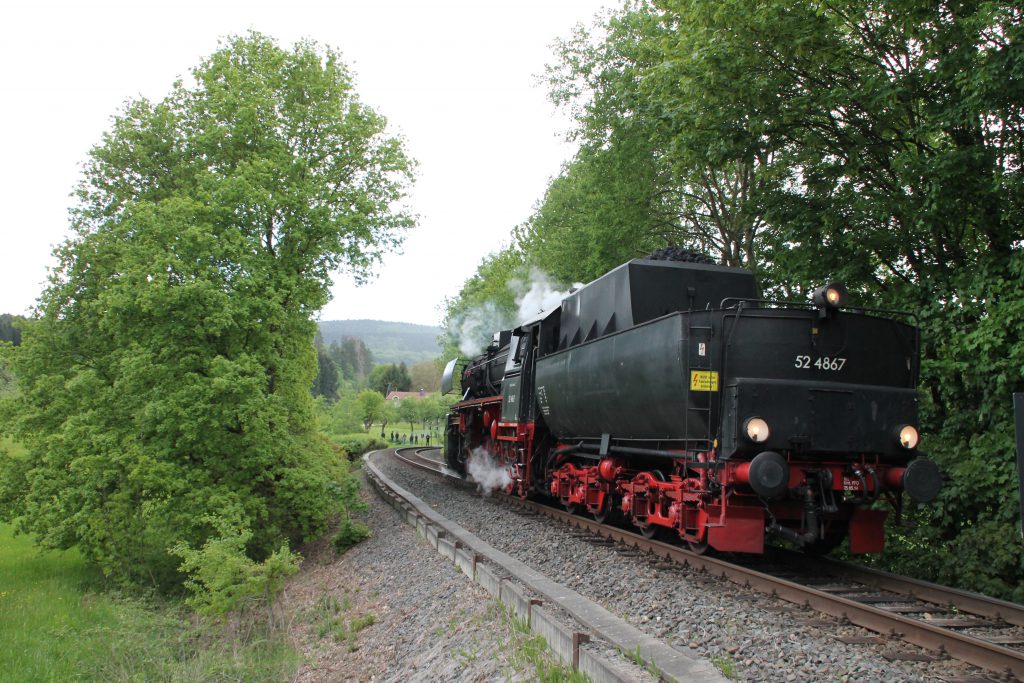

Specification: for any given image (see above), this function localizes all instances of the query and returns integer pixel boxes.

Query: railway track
[388,447,1024,679]
[391,446,449,473]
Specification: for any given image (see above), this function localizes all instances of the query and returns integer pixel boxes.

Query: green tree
[530,0,1024,598]
[537,5,777,278]
[356,389,386,431]
[440,246,525,360]
[397,398,419,434]
[311,341,340,401]
[0,315,22,346]
[408,360,440,392]
[381,401,397,438]
[515,145,670,284]
[316,389,364,437]
[0,315,19,397]
[417,394,448,433]
[642,0,1024,597]
[367,362,412,395]
[0,33,414,589]
[328,336,374,382]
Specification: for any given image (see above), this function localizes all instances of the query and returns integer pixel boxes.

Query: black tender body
[532,259,918,463]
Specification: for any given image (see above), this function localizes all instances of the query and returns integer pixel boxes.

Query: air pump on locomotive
[441,251,942,554]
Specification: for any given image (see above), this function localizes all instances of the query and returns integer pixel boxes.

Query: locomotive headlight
[811,283,847,309]
[898,425,919,449]
[744,417,771,443]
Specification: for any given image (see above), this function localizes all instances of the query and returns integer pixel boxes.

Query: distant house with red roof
[386,390,428,403]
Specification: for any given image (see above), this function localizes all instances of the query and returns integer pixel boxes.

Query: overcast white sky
[0,0,608,327]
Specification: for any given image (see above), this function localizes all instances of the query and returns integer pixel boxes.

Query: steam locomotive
[441,251,942,554]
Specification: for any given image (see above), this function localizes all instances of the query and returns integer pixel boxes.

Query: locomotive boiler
[442,252,942,554]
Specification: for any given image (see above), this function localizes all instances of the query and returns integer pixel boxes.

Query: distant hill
[318,319,442,366]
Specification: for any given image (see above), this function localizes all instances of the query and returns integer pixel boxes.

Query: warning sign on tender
[689,370,719,392]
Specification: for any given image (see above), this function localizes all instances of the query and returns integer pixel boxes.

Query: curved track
[391,446,450,474]
[389,447,1024,679]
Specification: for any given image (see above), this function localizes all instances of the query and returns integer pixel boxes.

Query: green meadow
[0,522,299,682]
[0,439,299,683]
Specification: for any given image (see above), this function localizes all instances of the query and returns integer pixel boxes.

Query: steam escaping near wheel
[466,447,512,496]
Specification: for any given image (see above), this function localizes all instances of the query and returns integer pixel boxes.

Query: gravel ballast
[285,469,584,682]
[376,450,1002,683]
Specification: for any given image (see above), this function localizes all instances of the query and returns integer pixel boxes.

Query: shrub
[332,518,371,553]
[170,517,300,626]
[330,434,388,460]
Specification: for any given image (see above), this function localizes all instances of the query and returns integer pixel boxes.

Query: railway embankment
[282,461,608,681]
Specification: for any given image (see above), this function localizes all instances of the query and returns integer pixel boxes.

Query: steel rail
[391,446,445,474]
[504,498,1024,678]
[389,449,1024,678]
[784,551,1024,628]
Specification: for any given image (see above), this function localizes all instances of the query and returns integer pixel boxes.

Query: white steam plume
[448,268,582,360]
[510,267,582,323]
[466,447,512,496]
[449,301,514,358]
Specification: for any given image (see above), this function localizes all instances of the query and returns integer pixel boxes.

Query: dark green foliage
[0,33,414,591]
[327,336,375,382]
[868,253,1024,600]
[331,518,371,553]
[331,433,388,460]
[368,362,412,395]
[639,0,1024,598]
[0,315,22,346]
[312,345,340,401]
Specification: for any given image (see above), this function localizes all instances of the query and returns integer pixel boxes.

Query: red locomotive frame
[449,399,899,554]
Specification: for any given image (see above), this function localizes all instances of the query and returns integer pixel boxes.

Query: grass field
[0,522,301,682]
[0,436,300,683]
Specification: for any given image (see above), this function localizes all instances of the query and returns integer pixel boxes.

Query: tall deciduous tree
[529,0,1023,598]
[539,5,778,276]
[645,0,1024,598]
[356,389,386,431]
[397,397,419,434]
[0,33,414,588]
[437,0,1024,597]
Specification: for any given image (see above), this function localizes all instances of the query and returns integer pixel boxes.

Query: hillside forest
[443,0,1024,601]
[318,319,442,366]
